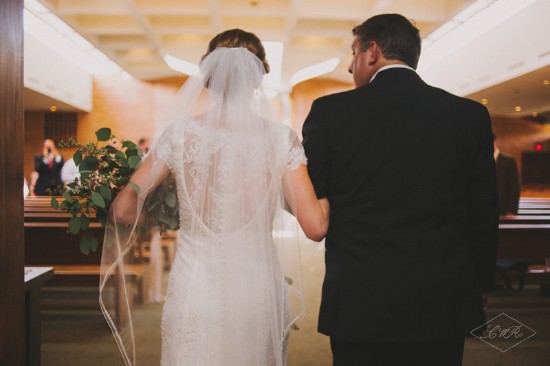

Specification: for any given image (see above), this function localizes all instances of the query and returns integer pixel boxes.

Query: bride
[99,29,329,365]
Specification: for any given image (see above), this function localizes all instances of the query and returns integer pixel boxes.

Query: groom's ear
[367,41,382,66]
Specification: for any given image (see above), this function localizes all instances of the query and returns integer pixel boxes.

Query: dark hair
[352,14,421,69]
[202,29,270,73]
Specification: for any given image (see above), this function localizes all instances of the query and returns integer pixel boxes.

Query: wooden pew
[515,197,550,215]
[517,209,550,215]
[24,196,147,324]
[498,223,550,265]
[499,215,550,225]
[497,221,550,290]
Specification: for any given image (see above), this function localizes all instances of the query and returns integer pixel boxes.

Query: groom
[302,14,499,366]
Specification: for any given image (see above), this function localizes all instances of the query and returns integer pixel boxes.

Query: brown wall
[491,115,550,173]
[24,76,550,195]
[491,115,550,196]
[24,76,350,178]
[24,111,45,183]
[24,75,187,182]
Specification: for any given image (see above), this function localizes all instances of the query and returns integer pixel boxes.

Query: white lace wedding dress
[100,46,305,366]
[155,117,306,366]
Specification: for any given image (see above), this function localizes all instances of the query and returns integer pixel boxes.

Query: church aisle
[40,239,550,365]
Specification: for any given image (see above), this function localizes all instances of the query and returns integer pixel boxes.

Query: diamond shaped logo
[471,313,536,352]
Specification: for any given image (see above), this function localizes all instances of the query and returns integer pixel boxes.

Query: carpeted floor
[40,240,550,366]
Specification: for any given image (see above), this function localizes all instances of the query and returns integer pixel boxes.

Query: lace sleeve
[287,128,307,171]
[152,122,177,170]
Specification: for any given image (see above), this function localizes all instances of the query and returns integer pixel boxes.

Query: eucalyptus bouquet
[51,128,179,254]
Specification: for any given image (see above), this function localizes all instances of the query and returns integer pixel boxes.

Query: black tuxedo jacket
[496,153,520,215]
[34,154,64,196]
[302,68,499,342]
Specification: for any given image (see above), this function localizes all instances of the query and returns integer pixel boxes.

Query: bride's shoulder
[158,117,197,136]
[262,119,296,137]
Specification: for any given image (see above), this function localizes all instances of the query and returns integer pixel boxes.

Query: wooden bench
[497,221,550,290]
[498,223,550,265]
[24,196,148,324]
[499,215,550,224]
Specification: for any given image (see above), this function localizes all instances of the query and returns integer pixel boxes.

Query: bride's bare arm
[111,155,170,224]
[284,164,329,242]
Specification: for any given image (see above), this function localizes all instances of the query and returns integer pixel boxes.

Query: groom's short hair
[353,13,421,69]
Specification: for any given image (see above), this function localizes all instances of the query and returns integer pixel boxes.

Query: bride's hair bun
[202,29,270,74]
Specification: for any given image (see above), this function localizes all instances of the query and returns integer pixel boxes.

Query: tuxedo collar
[365,67,424,89]
[370,64,416,82]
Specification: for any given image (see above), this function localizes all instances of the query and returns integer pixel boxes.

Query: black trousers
[330,338,465,366]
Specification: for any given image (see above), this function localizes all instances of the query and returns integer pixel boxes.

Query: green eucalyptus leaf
[96,210,108,227]
[96,128,112,142]
[80,215,90,231]
[80,171,91,180]
[118,167,131,177]
[99,167,111,175]
[73,150,83,166]
[115,150,129,168]
[159,211,178,230]
[80,231,98,255]
[146,200,160,212]
[79,156,99,172]
[90,234,99,252]
[164,191,177,208]
[125,147,138,157]
[80,235,91,255]
[68,216,81,234]
[116,177,129,187]
[122,141,137,150]
[159,210,169,223]
[99,185,112,201]
[69,203,83,215]
[114,150,126,161]
[62,191,72,202]
[130,182,141,194]
[51,196,59,209]
[91,191,106,208]
[105,145,117,154]
[128,155,141,169]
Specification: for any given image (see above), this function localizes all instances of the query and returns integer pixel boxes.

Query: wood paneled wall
[0,0,25,364]
[24,76,186,181]
[24,111,45,184]
[23,75,550,195]
[491,116,550,173]
[77,75,186,146]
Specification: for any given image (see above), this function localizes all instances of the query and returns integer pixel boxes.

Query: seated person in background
[494,133,520,215]
[34,139,64,196]
[23,178,29,198]
[61,157,80,186]
[29,171,39,196]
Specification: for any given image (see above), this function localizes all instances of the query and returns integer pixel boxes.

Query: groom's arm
[302,99,330,199]
[467,104,499,293]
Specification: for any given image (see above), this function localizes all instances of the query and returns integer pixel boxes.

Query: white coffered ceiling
[27,0,550,118]
[36,0,476,81]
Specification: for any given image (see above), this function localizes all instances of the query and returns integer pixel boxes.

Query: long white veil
[99,47,306,365]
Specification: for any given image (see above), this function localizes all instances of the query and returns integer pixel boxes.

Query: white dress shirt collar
[370,64,416,83]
